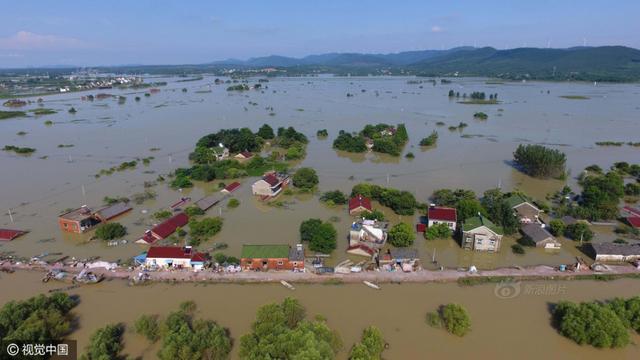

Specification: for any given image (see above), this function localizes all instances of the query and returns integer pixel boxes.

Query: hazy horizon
[1,0,638,67]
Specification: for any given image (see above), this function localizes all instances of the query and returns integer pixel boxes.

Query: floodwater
[0,271,639,359]
[1,76,640,269]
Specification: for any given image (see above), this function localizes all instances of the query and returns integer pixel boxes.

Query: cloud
[0,31,89,50]
[431,25,444,33]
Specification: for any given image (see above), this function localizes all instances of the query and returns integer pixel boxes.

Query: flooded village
[1,74,640,358]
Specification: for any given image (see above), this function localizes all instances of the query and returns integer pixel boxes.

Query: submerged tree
[513,144,566,178]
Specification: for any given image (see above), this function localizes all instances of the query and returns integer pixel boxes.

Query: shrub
[81,324,124,360]
[349,326,385,360]
[320,190,348,205]
[362,209,385,221]
[135,314,160,342]
[388,223,414,247]
[564,223,593,241]
[548,219,565,236]
[441,304,471,337]
[419,131,438,146]
[188,217,223,245]
[424,223,452,240]
[95,222,127,240]
[185,206,205,217]
[227,198,240,208]
[511,243,525,254]
[153,210,173,220]
[292,167,319,190]
[553,301,630,348]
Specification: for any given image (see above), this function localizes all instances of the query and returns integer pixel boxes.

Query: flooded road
[0,272,639,359]
[1,76,639,268]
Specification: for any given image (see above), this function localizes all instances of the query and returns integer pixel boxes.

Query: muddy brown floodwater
[1,76,640,358]
[0,272,639,359]
[1,76,639,269]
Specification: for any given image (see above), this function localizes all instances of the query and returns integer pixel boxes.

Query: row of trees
[513,144,566,179]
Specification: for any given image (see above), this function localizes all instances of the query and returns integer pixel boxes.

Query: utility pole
[8,208,14,223]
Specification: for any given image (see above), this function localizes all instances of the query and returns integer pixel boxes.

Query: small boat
[73,270,104,284]
[280,280,295,290]
[363,281,381,290]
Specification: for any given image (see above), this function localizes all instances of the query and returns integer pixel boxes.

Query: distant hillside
[209,46,640,81]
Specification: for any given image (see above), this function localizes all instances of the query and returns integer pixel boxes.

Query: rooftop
[520,223,554,243]
[59,206,94,221]
[241,244,290,259]
[223,181,241,193]
[592,242,640,256]
[151,212,189,239]
[504,193,530,209]
[146,246,207,261]
[463,215,503,234]
[428,206,457,222]
[95,202,132,221]
[262,173,281,187]
[0,229,27,241]
[390,248,419,260]
[349,195,372,212]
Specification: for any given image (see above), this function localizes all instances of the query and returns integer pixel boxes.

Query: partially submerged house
[143,246,207,270]
[520,223,560,249]
[137,212,189,244]
[347,219,388,257]
[195,193,226,211]
[221,181,241,194]
[240,244,305,271]
[591,242,640,262]
[505,194,541,223]
[379,248,419,264]
[58,202,132,234]
[251,172,289,198]
[58,206,101,233]
[427,206,457,231]
[0,229,27,241]
[461,215,503,252]
[348,195,372,216]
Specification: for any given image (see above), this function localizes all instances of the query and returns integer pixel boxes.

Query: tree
[239,298,342,359]
[292,167,319,190]
[227,198,240,208]
[564,223,593,242]
[577,171,625,220]
[441,304,471,337]
[320,190,349,205]
[185,206,205,217]
[388,223,414,247]
[189,217,223,245]
[349,326,385,360]
[553,301,630,348]
[256,124,275,139]
[351,183,417,215]
[362,209,385,221]
[94,222,127,240]
[333,131,367,153]
[158,303,231,360]
[419,131,438,146]
[81,324,124,360]
[548,219,565,236]
[135,314,160,342]
[513,144,566,178]
[424,223,451,240]
[299,219,337,253]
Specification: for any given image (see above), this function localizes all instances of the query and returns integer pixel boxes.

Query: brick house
[240,244,305,271]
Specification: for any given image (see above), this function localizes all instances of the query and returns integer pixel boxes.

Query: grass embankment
[0,110,27,120]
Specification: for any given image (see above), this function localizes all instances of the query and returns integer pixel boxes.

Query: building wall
[596,254,640,262]
[145,257,193,268]
[241,258,304,271]
[428,219,457,231]
[58,218,82,233]
[349,206,369,215]
[463,227,502,252]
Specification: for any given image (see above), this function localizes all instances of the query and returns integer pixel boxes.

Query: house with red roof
[0,229,27,241]
[234,151,254,160]
[144,246,207,270]
[427,206,458,231]
[627,216,640,229]
[136,212,189,244]
[251,172,289,198]
[348,195,372,215]
[222,181,241,194]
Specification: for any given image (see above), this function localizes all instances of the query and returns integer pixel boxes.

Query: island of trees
[333,123,409,156]
[513,144,566,178]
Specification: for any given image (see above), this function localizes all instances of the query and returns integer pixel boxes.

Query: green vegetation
[299,218,337,253]
[333,123,409,156]
[44,120,53,126]
[227,198,240,208]
[351,183,417,215]
[292,167,319,190]
[213,253,240,265]
[170,175,193,189]
[134,314,160,342]
[0,110,26,119]
[30,108,57,116]
[513,144,566,178]
[552,297,640,348]
[317,129,329,137]
[388,222,414,247]
[362,209,385,221]
[256,123,275,139]
[57,144,74,148]
[419,131,438,146]
[473,112,488,120]
[0,293,77,345]
[153,210,173,220]
[427,304,471,337]
[227,84,250,91]
[349,326,386,360]
[560,95,590,100]
[239,297,342,359]
[424,223,452,240]
[68,107,77,113]
[574,170,624,220]
[511,243,525,254]
[3,145,36,154]
[193,128,263,156]
[480,189,520,235]
[431,188,483,222]
[188,217,223,246]
[320,190,349,206]
[154,302,232,360]
[564,223,593,242]
[548,219,565,236]
[95,222,127,240]
[81,323,124,360]
[405,151,415,158]
[595,141,624,147]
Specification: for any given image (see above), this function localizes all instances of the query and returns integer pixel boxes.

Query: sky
[0,0,638,67]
